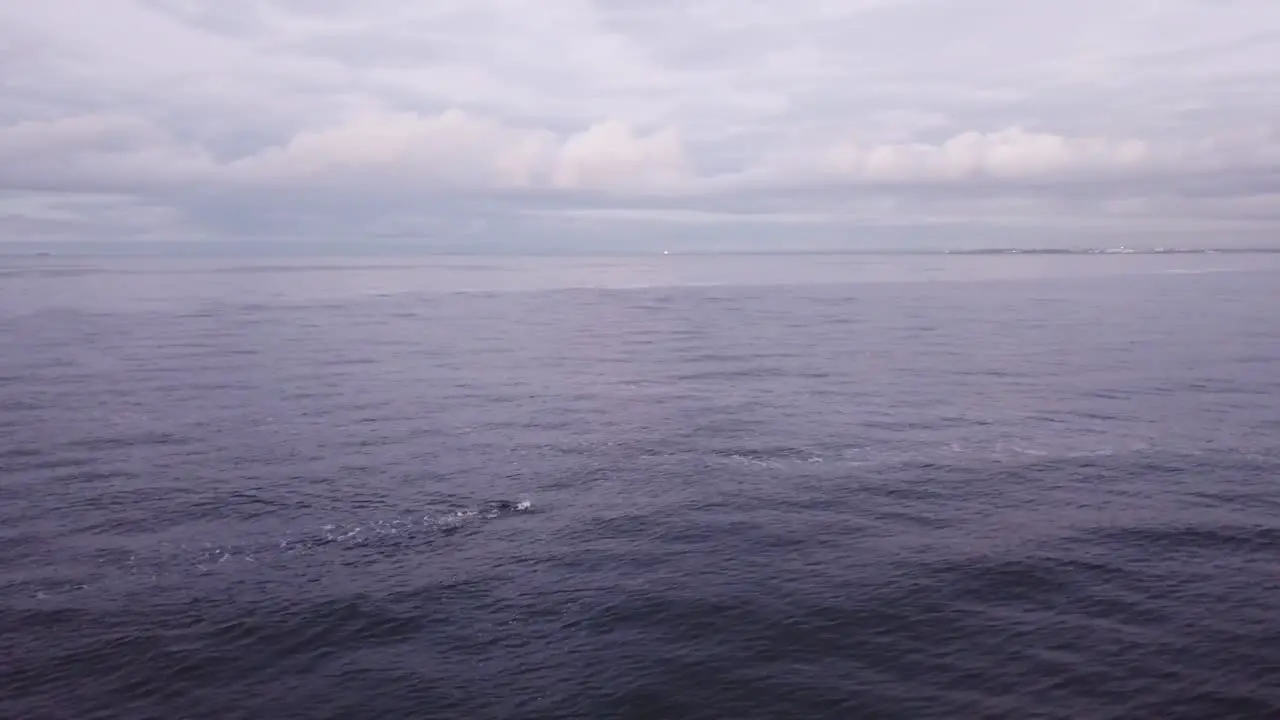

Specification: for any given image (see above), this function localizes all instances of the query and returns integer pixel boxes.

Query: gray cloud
[2,0,1279,247]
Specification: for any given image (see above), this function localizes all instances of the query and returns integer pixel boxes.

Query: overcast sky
[2,0,1279,249]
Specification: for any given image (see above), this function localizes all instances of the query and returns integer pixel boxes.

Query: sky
[2,0,1280,250]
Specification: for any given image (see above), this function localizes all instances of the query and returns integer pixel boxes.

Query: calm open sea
[2,251,1278,719]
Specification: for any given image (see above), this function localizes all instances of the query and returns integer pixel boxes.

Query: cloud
[724,128,1153,193]
[827,129,1151,183]
[228,107,693,194]
[551,121,692,192]
[1,0,1279,246]
[228,108,558,190]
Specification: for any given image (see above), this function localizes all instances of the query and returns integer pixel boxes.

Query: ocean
[2,250,1278,719]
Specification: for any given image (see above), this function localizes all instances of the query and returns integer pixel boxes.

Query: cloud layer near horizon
[3,0,1280,246]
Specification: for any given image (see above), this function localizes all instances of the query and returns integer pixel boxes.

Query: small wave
[713,448,826,468]
[707,440,1183,471]
[17,499,541,596]
[294,499,537,544]
[1089,523,1279,555]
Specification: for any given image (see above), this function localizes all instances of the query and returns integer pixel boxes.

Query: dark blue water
[3,253,1279,719]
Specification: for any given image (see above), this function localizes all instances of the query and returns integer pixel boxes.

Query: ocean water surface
[2,251,1278,718]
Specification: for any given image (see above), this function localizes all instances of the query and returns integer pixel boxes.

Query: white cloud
[837,129,1150,183]
[1,0,1279,246]
[0,106,696,195]
[228,107,557,189]
[733,128,1153,189]
[231,107,695,194]
[550,121,691,192]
